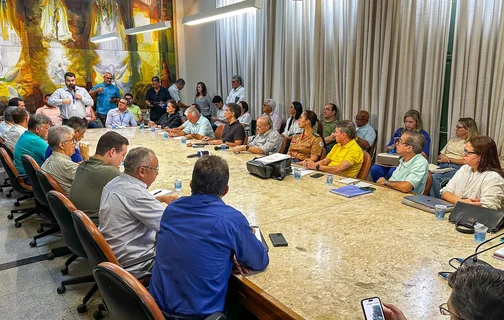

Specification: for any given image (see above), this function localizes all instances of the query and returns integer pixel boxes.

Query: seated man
[149,155,269,317]
[354,110,376,151]
[376,131,428,194]
[204,103,245,146]
[99,147,177,271]
[124,93,143,123]
[45,116,89,163]
[169,106,214,139]
[261,99,282,132]
[321,103,339,150]
[36,94,62,126]
[232,116,282,155]
[303,120,363,178]
[41,126,78,194]
[0,106,17,139]
[69,131,129,222]
[105,97,137,128]
[14,114,51,174]
[5,107,29,149]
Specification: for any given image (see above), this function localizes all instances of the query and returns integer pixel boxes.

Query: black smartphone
[361,297,385,320]
[192,145,205,148]
[310,173,324,178]
[269,233,288,247]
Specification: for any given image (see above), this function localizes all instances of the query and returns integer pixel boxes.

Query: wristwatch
[315,164,320,171]
[384,180,389,186]
[245,145,250,151]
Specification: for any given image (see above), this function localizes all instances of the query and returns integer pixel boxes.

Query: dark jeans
[96,113,107,127]
[429,163,461,198]
[161,312,206,320]
[87,121,102,128]
[370,164,396,182]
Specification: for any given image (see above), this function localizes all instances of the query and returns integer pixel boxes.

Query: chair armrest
[204,312,227,320]
[120,252,155,269]
[17,174,32,191]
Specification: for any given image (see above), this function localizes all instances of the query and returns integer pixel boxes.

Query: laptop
[402,195,454,213]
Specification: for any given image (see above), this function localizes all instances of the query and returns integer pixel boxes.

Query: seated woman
[370,109,431,182]
[282,101,303,151]
[149,100,182,129]
[287,110,324,161]
[203,103,245,146]
[430,117,479,198]
[440,136,504,210]
[238,101,252,136]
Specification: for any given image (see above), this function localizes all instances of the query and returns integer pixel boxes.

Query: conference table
[83,127,503,320]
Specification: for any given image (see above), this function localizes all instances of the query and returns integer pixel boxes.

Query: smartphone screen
[361,297,385,320]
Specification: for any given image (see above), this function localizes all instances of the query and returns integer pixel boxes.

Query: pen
[153,190,163,195]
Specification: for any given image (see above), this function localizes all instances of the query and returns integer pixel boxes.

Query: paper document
[289,168,314,176]
[149,188,173,196]
[339,178,360,185]
[255,153,291,164]
[428,164,455,173]
[354,181,372,188]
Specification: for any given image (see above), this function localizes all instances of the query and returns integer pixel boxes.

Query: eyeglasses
[141,166,159,172]
[104,77,112,80]
[455,125,466,129]
[397,139,409,146]
[231,80,238,83]
[463,148,478,156]
[62,139,77,145]
[439,303,459,317]
[354,117,366,121]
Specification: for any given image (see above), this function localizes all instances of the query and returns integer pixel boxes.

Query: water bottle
[145,111,150,126]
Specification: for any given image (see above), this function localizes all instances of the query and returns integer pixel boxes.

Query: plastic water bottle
[145,111,150,125]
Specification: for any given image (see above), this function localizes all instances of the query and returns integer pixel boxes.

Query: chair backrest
[0,142,14,159]
[215,124,225,140]
[36,169,65,195]
[47,191,87,258]
[250,119,256,136]
[423,171,433,196]
[0,136,4,143]
[369,129,378,163]
[0,148,31,193]
[280,135,287,154]
[243,135,248,145]
[320,147,327,161]
[93,262,165,320]
[21,155,48,207]
[72,210,119,272]
[279,120,286,134]
[357,151,372,180]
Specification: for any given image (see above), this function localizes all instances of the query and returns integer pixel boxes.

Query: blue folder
[330,185,373,198]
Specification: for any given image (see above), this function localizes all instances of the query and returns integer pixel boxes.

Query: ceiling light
[124,21,171,35]
[182,0,262,26]
[90,32,120,43]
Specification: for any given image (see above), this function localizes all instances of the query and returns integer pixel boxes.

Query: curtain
[448,0,504,148]
[215,0,275,118]
[280,0,452,158]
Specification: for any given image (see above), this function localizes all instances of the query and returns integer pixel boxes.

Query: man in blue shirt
[149,155,269,318]
[45,117,89,163]
[14,114,51,174]
[354,110,376,152]
[89,72,121,126]
[105,97,137,128]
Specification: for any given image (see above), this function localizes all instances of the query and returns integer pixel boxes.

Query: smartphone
[269,233,288,247]
[361,297,385,320]
[251,226,269,251]
[310,173,324,178]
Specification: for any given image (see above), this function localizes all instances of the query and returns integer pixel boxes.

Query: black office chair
[21,155,60,247]
[0,138,14,195]
[46,191,95,294]
[0,148,37,226]
[93,262,227,320]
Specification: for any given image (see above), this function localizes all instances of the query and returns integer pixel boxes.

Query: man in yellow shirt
[303,120,363,178]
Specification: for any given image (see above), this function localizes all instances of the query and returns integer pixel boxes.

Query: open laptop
[402,195,454,213]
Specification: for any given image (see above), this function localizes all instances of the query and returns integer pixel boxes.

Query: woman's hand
[438,154,450,163]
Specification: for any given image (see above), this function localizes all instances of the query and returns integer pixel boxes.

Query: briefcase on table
[448,202,504,234]
[246,157,292,181]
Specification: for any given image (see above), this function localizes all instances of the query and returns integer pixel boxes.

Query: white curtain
[215,0,275,118]
[448,0,504,148]
[280,0,452,158]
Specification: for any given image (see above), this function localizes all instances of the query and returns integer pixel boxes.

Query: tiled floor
[0,180,106,319]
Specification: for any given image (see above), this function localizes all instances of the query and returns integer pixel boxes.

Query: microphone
[214,146,229,150]
[459,231,504,267]
[187,151,209,158]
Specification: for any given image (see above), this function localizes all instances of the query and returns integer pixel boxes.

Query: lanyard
[119,112,126,125]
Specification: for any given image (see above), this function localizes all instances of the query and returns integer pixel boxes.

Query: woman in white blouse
[440,136,504,210]
[282,101,303,154]
[238,101,252,136]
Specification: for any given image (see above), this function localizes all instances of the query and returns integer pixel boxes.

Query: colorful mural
[0,0,176,112]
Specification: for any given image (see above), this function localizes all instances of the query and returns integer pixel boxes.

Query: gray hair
[258,115,273,130]
[175,78,186,85]
[3,106,18,123]
[28,114,51,130]
[336,120,357,139]
[403,131,425,154]
[124,147,156,174]
[263,99,276,111]
[185,106,200,117]
[232,75,243,85]
[48,125,74,150]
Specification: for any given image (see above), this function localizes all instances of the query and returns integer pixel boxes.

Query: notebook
[494,246,504,261]
[402,195,454,213]
[330,185,373,198]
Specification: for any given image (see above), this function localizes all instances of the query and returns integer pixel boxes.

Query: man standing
[303,120,363,178]
[205,103,245,146]
[225,75,245,104]
[168,78,188,111]
[48,72,94,124]
[105,97,137,127]
[149,155,269,317]
[233,116,282,155]
[261,99,282,132]
[36,94,62,126]
[99,147,177,271]
[5,108,29,149]
[354,110,376,151]
[145,76,171,123]
[89,72,121,126]
[321,103,339,150]
[14,114,51,174]
[70,131,129,222]
[169,106,214,140]
[376,131,429,194]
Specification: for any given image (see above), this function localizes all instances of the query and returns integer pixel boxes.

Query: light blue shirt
[389,153,429,194]
[356,123,376,148]
[183,116,215,138]
[91,83,121,114]
[48,86,94,119]
[105,109,137,127]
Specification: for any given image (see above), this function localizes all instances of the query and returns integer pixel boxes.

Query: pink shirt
[36,105,62,125]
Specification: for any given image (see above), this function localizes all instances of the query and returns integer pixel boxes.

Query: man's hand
[98,87,104,93]
[156,194,178,204]
[202,136,212,142]
[148,121,156,127]
[75,93,82,100]
[62,98,72,104]
[438,154,450,163]
[376,177,387,185]
[303,159,317,170]
[232,145,245,153]
[79,142,90,160]
[383,303,407,320]
[232,256,252,275]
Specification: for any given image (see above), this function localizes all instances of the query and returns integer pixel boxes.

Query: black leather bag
[448,202,504,233]
[246,157,292,181]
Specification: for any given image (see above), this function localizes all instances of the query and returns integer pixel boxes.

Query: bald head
[355,110,370,128]
[256,115,272,135]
